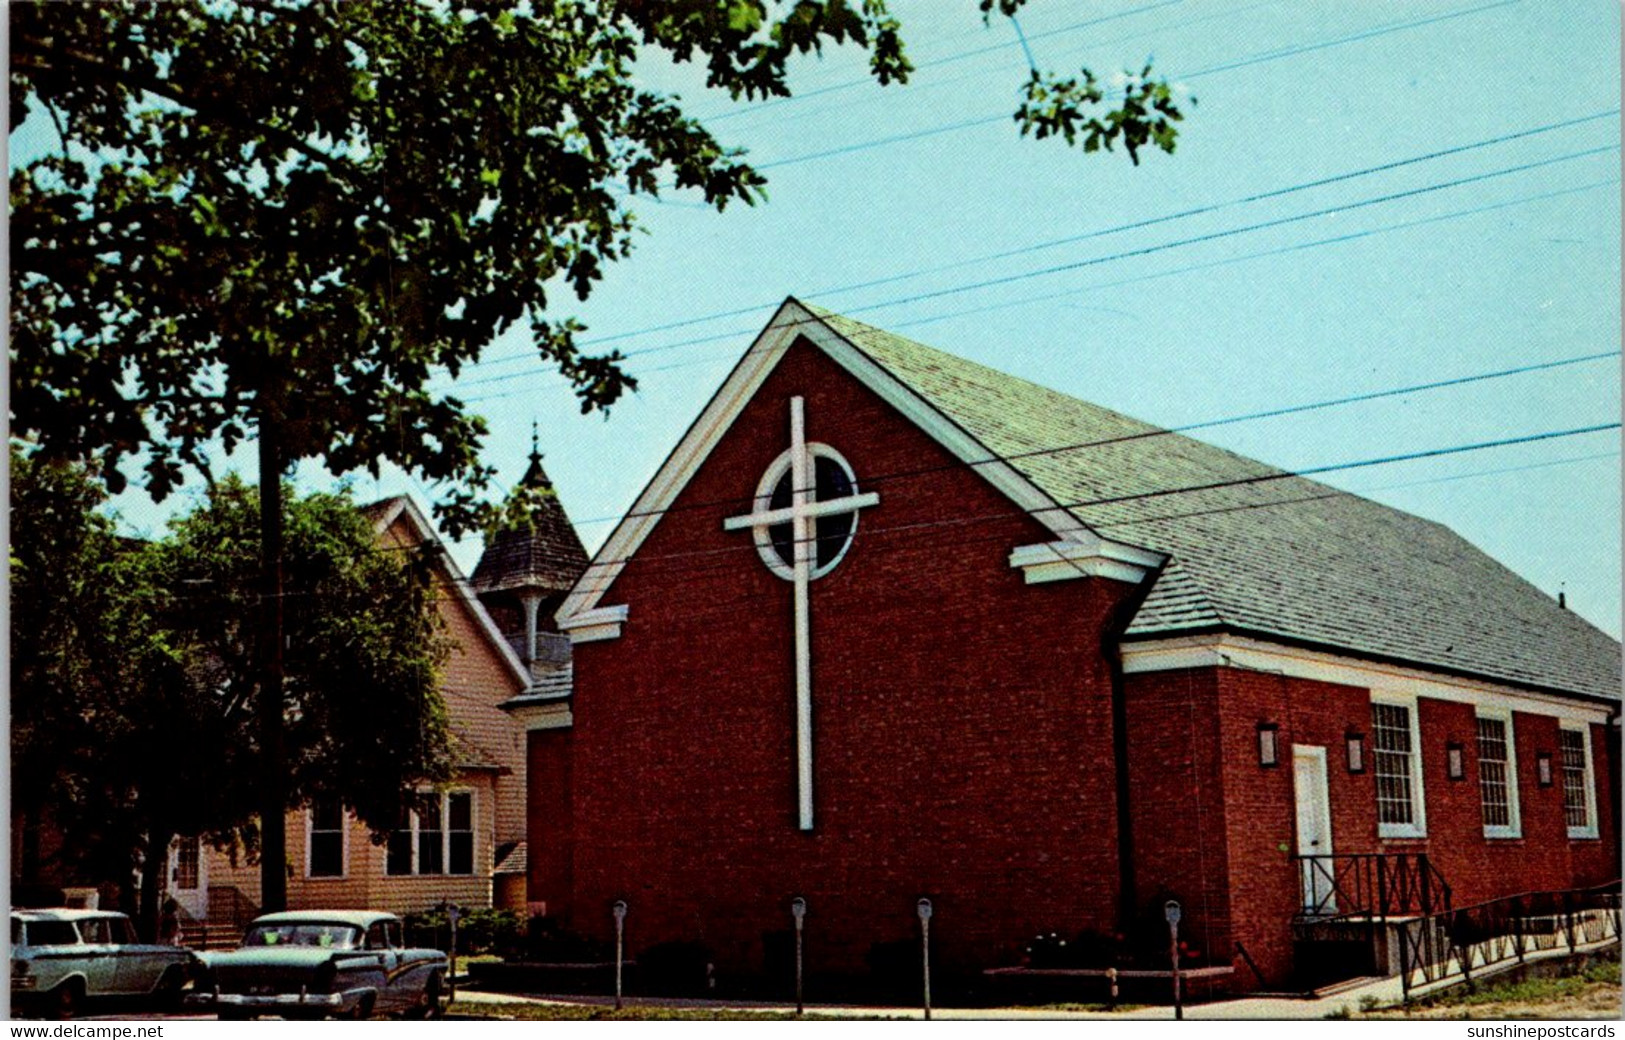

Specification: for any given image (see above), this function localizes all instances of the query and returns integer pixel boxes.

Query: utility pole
[257,387,288,914]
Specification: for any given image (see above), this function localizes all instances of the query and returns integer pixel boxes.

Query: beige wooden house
[190,495,534,932]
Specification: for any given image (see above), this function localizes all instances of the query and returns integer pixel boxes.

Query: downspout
[1103,557,1168,936]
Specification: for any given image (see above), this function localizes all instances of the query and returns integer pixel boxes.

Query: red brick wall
[527,728,574,922]
[1125,665,1618,987]
[565,337,1143,976]
[1121,668,1235,969]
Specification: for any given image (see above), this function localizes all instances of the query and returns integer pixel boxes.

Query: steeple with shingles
[472,433,589,674]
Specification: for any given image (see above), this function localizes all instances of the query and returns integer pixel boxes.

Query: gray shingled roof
[473,453,589,597]
[808,305,1621,703]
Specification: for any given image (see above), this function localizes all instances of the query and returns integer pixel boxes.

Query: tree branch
[12,48,355,178]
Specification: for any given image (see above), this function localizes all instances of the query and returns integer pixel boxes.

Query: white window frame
[1559,724,1598,840]
[748,443,864,581]
[386,790,477,877]
[1474,708,1522,839]
[1372,695,1428,839]
[306,799,348,880]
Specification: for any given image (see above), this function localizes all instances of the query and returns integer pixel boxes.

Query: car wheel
[50,980,81,1021]
[155,966,187,1012]
[343,994,375,1022]
[406,972,444,1020]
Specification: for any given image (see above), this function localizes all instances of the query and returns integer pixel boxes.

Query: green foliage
[9,445,130,876]
[9,450,453,893]
[1017,66,1189,165]
[450,1001,862,1021]
[404,906,526,957]
[10,0,1185,536]
[1410,958,1621,1010]
[148,476,455,832]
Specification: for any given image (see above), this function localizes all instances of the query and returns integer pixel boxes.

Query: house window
[309,799,345,878]
[174,836,201,890]
[386,792,475,876]
[1476,714,1520,838]
[1559,727,1597,838]
[1372,701,1425,837]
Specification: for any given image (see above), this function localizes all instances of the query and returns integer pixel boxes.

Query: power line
[157,419,1619,609]
[440,3,1556,387]
[750,0,1521,170]
[711,1,1281,138]
[523,110,1610,358]
[458,150,1618,401]
[696,0,1188,127]
[302,341,1623,568]
[550,347,1622,533]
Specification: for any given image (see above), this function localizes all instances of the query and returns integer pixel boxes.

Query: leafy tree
[10,454,453,935]
[9,0,1186,908]
[9,446,122,895]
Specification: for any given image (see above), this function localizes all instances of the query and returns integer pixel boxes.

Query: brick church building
[518,298,1619,991]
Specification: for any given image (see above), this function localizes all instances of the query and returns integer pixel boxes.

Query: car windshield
[243,923,363,949]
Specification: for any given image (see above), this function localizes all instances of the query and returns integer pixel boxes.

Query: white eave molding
[502,697,575,732]
[554,297,1166,638]
[1009,537,1164,585]
[1121,632,1614,725]
[369,495,532,691]
[559,604,628,644]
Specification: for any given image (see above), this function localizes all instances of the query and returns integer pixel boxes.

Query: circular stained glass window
[750,445,863,580]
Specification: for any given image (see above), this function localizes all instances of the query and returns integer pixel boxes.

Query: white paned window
[308,799,345,878]
[1559,727,1597,838]
[1475,714,1520,838]
[387,792,475,876]
[1373,701,1426,838]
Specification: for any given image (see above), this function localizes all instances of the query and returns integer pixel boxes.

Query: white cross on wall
[723,396,879,830]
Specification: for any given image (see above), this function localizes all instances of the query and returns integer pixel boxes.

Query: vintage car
[10,908,193,1019]
[189,910,446,1020]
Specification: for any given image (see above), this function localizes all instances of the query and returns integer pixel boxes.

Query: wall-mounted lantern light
[1537,752,1554,787]
[1257,722,1279,768]
[1447,742,1465,781]
[1345,730,1365,774]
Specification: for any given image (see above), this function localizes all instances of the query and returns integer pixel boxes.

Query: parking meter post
[916,899,933,1021]
[1106,966,1119,1008]
[1164,901,1183,1021]
[791,897,807,1016]
[447,904,460,1003]
[612,901,628,1011]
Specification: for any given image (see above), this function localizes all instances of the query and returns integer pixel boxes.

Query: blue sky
[42,0,1624,636]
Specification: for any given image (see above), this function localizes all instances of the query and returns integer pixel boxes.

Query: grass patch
[448,1001,892,1021]
[1358,958,1620,1019]
[1415,959,1619,1010]
[1031,1002,1144,1013]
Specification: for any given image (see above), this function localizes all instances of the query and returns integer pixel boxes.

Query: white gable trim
[555,298,1157,630]
[370,496,532,691]
[1009,539,1163,585]
[559,604,628,644]
[504,698,574,732]
[1121,632,1614,725]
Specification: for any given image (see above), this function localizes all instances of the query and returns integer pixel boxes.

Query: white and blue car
[11,908,193,1019]
[190,910,446,1020]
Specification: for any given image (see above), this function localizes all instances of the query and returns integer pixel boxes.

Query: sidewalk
[452,931,1615,1021]
[449,984,1395,1021]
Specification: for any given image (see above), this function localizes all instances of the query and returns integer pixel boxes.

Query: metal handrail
[1293,853,1453,920]
[1395,880,1621,1002]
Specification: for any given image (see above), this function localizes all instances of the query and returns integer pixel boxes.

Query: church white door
[1292,745,1335,915]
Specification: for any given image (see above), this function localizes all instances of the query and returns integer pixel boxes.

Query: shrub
[637,941,714,996]
[404,906,525,956]
[525,916,611,963]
